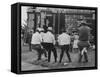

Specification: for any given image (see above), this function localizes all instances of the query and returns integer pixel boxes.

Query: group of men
[31,27,57,63]
[30,22,91,64]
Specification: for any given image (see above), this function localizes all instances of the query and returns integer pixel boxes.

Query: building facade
[27,7,95,35]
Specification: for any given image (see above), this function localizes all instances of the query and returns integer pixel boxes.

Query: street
[21,42,95,71]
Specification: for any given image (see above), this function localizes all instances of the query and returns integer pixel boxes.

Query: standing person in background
[43,27,57,63]
[73,32,79,53]
[58,29,72,63]
[31,28,42,61]
[69,32,74,52]
[28,30,33,51]
[78,23,91,63]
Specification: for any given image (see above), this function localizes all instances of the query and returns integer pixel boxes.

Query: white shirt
[43,31,55,45]
[40,32,45,42]
[74,35,79,40]
[58,33,71,45]
[31,32,42,44]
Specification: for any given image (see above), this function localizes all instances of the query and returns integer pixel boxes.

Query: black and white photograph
[20,4,97,72]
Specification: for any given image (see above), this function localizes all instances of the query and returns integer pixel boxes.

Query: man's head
[47,27,53,32]
[40,28,44,33]
[36,28,41,33]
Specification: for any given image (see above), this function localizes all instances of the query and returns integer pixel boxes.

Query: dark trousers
[59,45,71,63]
[29,43,32,51]
[37,48,42,60]
[78,41,90,62]
[78,46,88,62]
[37,48,47,60]
[31,44,42,60]
[69,43,73,52]
[41,42,47,58]
[44,43,57,62]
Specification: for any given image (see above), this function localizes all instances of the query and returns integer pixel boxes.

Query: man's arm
[52,35,56,45]
[39,34,42,43]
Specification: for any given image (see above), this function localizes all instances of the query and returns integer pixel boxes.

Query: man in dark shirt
[78,23,91,63]
[27,30,33,51]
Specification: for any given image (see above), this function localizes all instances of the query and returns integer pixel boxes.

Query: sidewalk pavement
[21,45,95,71]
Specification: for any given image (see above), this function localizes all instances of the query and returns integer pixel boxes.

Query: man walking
[40,28,47,58]
[31,28,42,61]
[43,27,57,63]
[58,29,72,63]
[78,23,91,63]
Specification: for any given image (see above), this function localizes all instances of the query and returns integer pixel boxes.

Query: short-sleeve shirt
[43,31,55,45]
[31,32,42,44]
[58,33,71,45]
[78,26,91,41]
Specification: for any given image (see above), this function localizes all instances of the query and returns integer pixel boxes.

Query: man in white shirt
[58,29,71,63]
[31,28,42,61]
[40,28,47,58]
[43,27,57,63]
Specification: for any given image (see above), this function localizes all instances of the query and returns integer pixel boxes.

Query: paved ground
[21,41,95,71]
